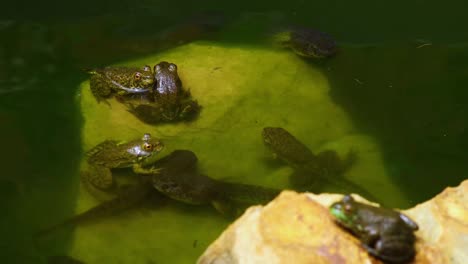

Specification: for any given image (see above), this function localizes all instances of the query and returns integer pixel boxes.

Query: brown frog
[124,61,201,124]
[330,195,418,263]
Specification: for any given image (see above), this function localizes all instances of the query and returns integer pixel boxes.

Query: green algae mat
[71,41,408,263]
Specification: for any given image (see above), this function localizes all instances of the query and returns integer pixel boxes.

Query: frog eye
[154,64,161,73]
[143,65,151,72]
[168,64,177,72]
[134,72,142,80]
[142,133,151,141]
[143,142,154,151]
[344,203,353,212]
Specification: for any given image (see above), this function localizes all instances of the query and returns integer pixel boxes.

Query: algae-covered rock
[199,180,468,264]
[70,41,409,263]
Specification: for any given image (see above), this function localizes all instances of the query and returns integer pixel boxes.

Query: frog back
[86,140,138,168]
[150,150,216,204]
[152,172,217,205]
[99,66,153,88]
[262,127,317,167]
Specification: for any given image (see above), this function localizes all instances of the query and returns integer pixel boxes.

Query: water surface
[1,1,467,263]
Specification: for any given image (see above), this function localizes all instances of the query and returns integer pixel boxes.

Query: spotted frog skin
[81,133,164,192]
[261,127,378,201]
[330,195,418,263]
[147,150,280,217]
[88,65,154,103]
[125,61,201,124]
[273,26,337,59]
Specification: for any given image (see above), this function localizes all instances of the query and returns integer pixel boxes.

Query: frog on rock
[87,65,154,103]
[330,195,419,263]
[81,133,164,192]
[124,61,201,124]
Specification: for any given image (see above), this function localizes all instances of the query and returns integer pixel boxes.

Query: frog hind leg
[399,213,419,231]
[90,76,112,105]
[178,99,201,121]
[82,165,114,190]
[362,242,415,263]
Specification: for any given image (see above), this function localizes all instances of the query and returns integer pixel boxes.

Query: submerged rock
[198,180,468,264]
[70,41,412,263]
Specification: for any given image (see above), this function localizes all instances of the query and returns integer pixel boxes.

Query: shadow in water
[322,42,468,204]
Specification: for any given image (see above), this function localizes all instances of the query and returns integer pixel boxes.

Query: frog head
[132,65,154,87]
[329,195,362,232]
[126,133,164,161]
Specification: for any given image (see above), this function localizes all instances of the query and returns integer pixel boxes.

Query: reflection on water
[1,4,467,264]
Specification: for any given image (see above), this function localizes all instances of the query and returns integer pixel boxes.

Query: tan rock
[404,180,468,264]
[199,180,468,264]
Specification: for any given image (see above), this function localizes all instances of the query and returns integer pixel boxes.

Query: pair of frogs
[88,61,200,124]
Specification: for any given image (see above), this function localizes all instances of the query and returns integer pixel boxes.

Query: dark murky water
[1,1,467,263]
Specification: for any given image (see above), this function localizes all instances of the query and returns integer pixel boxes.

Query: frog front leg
[132,163,163,175]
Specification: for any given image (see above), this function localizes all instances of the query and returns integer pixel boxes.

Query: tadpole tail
[316,176,383,206]
[209,181,282,218]
[216,181,281,205]
[34,184,153,238]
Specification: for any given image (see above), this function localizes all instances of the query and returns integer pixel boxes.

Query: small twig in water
[416,43,432,49]
[354,78,363,85]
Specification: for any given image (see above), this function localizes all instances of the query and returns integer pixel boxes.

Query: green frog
[149,150,280,217]
[272,26,337,59]
[330,195,418,263]
[87,65,154,103]
[125,61,201,124]
[81,133,164,192]
[262,127,376,200]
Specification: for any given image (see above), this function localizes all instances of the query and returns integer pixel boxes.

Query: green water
[1,1,468,263]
